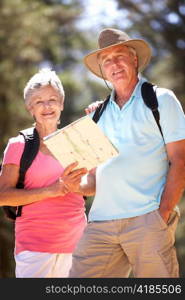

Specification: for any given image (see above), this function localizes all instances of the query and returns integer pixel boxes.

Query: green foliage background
[0,0,185,277]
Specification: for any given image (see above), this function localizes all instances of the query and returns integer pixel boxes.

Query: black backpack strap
[92,95,110,123]
[15,127,40,217]
[141,82,164,139]
[17,127,40,189]
[3,127,40,220]
[92,82,164,137]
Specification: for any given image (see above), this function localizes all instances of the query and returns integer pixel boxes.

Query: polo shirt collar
[109,76,147,108]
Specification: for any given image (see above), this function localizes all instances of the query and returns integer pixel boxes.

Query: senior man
[69,28,185,278]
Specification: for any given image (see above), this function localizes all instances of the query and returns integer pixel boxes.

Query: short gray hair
[24,68,65,105]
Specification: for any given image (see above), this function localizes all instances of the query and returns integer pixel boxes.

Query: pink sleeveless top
[3,135,87,254]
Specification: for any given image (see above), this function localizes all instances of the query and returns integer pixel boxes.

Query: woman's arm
[0,162,87,206]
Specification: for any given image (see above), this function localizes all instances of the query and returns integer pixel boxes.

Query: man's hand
[158,208,171,224]
[85,100,103,115]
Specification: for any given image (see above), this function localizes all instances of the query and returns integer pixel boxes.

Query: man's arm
[159,139,185,222]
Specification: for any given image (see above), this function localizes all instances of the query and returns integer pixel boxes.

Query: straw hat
[84,28,152,79]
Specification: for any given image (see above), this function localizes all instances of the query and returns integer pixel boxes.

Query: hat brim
[83,39,152,79]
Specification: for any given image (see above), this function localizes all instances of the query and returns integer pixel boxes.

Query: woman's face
[27,85,64,126]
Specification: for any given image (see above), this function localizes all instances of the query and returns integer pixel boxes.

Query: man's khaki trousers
[69,209,179,278]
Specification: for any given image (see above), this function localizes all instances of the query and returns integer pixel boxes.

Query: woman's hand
[50,162,88,196]
[61,162,88,193]
[84,100,103,115]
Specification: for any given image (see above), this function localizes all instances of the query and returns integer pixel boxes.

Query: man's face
[98,45,138,87]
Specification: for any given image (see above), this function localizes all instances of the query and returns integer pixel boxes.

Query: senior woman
[0,68,89,278]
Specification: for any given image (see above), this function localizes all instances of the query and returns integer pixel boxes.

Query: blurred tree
[115,0,185,108]
[0,0,90,156]
[0,0,92,278]
[0,210,15,278]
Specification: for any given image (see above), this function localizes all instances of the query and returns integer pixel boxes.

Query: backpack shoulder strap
[3,127,40,220]
[17,127,40,188]
[92,95,110,123]
[15,127,40,217]
[141,81,164,138]
[92,82,164,138]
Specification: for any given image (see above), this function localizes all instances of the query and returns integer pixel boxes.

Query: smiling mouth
[42,112,55,116]
[112,70,124,76]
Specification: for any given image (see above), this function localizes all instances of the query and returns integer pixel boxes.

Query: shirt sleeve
[2,135,25,166]
[157,88,185,144]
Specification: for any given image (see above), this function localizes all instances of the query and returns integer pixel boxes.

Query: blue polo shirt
[88,78,185,221]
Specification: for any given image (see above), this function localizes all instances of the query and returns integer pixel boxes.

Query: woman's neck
[35,123,58,140]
